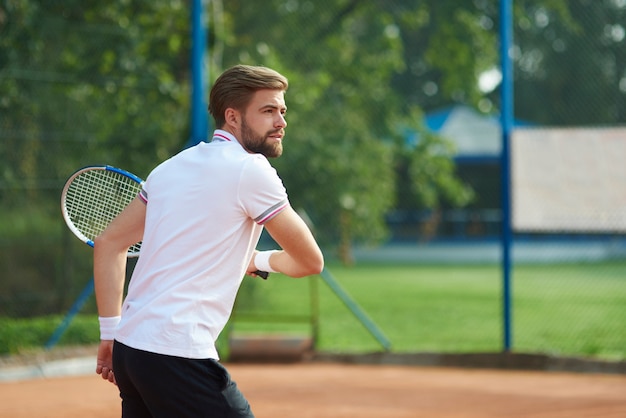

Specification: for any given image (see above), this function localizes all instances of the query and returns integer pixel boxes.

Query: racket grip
[254,270,269,280]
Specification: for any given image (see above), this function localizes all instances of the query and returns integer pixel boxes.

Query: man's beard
[241,118,283,158]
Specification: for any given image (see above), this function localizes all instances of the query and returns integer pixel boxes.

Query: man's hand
[96,340,117,385]
[247,251,270,279]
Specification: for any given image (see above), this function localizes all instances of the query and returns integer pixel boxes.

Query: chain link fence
[0,0,624,359]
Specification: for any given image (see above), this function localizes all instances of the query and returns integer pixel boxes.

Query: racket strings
[65,169,142,254]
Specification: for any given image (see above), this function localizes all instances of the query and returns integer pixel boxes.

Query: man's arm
[93,196,146,317]
[93,196,145,384]
[252,205,323,277]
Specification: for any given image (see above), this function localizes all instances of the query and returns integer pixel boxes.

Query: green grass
[2,262,624,361]
[230,262,626,360]
[513,263,626,360]
[232,263,502,354]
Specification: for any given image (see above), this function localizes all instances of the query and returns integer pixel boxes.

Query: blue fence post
[500,0,514,352]
[187,0,209,148]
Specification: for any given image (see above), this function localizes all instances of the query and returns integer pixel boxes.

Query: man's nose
[276,113,287,128]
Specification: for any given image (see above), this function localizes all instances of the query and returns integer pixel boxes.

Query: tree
[0,0,192,209]
[391,0,500,113]
[513,0,626,125]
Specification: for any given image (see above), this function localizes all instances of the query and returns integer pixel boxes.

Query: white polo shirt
[115,130,288,359]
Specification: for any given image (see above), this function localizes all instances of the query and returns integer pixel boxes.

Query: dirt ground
[1,362,625,418]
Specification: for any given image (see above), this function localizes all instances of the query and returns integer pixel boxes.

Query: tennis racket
[60,165,269,278]
[61,165,144,257]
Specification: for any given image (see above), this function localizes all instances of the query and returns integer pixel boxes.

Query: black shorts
[112,341,254,418]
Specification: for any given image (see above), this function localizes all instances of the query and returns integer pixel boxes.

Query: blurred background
[1,0,624,360]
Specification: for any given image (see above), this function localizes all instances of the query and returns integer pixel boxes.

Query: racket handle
[254,270,269,280]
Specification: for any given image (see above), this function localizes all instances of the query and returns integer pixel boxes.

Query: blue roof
[420,105,533,161]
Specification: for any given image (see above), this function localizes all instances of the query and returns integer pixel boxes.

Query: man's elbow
[93,231,130,255]
[296,251,324,277]
[93,233,106,249]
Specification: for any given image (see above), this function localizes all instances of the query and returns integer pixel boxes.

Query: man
[93,64,324,417]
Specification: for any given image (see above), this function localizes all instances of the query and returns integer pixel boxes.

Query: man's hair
[208,65,289,128]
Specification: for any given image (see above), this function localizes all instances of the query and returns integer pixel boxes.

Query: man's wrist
[98,316,121,340]
[254,250,280,273]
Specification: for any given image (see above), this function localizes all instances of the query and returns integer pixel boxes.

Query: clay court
[2,361,626,417]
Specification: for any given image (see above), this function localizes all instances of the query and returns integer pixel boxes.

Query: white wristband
[254,250,280,273]
[98,316,121,340]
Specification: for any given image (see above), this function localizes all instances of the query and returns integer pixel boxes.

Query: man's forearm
[93,240,127,317]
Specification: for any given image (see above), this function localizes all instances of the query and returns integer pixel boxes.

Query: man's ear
[224,108,240,128]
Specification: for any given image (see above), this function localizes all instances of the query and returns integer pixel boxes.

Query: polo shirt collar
[211,129,237,143]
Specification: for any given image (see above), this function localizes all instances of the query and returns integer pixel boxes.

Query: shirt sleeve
[239,155,289,225]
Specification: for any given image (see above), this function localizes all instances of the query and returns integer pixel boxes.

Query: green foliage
[513,0,624,125]
[0,315,98,355]
[393,108,475,211]
[0,0,191,203]
[0,205,57,239]
[0,207,94,317]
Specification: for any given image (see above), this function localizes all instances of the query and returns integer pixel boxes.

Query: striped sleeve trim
[254,199,289,225]
[139,188,148,204]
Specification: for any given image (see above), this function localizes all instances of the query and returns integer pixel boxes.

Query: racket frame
[61,165,144,257]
